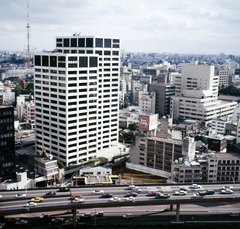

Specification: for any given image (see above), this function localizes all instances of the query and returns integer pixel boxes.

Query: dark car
[125,192,138,197]
[148,191,157,196]
[101,193,113,198]
[45,192,56,196]
[205,190,215,195]
[59,187,70,192]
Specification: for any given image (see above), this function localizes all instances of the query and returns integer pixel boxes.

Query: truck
[155,192,170,199]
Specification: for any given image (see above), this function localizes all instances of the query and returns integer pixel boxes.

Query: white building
[34,35,120,166]
[139,91,156,115]
[211,116,231,134]
[0,82,15,105]
[218,63,229,87]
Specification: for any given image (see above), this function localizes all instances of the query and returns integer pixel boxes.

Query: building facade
[34,35,120,166]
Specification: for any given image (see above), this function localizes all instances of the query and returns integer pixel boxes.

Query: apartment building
[139,91,156,115]
[34,35,120,166]
[217,63,229,87]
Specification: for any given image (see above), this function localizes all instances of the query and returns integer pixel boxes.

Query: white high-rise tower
[34,35,120,166]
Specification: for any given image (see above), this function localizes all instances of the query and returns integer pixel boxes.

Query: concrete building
[34,34,120,166]
[208,129,227,153]
[211,116,231,134]
[139,91,156,115]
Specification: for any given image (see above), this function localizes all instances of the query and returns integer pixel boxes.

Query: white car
[126,196,135,202]
[16,193,26,198]
[123,214,134,219]
[192,193,203,198]
[175,190,187,195]
[221,189,233,194]
[93,189,104,194]
[111,197,121,202]
[0,195,2,199]
[15,220,28,225]
[222,185,233,190]
[25,202,37,207]
[190,184,200,189]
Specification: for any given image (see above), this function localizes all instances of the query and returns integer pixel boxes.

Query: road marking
[121,206,135,208]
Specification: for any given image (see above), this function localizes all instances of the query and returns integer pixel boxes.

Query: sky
[0,0,240,55]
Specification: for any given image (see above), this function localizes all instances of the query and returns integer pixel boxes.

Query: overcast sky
[1,0,240,55]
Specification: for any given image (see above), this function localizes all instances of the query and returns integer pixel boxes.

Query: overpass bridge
[1,197,240,226]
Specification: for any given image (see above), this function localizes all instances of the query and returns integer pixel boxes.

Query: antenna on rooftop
[26,0,31,68]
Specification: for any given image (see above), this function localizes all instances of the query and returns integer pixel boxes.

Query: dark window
[71,38,77,47]
[68,56,77,61]
[79,57,88,67]
[90,57,98,67]
[42,56,49,66]
[104,51,111,55]
[95,50,102,55]
[56,38,62,42]
[64,38,69,47]
[86,38,93,47]
[95,38,103,47]
[58,56,65,61]
[35,55,41,66]
[113,44,119,48]
[68,63,77,68]
[104,39,111,47]
[113,39,119,43]
[112,51,119,55]
[50,56,57,67]
[79,50,85,54]
[78,38,85,47]
[87,50,93,54]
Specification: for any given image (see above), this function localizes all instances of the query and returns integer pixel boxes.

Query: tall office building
[0,106,16,181]
[34,35,120,166]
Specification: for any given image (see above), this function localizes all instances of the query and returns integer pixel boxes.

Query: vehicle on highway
[128,185,135,190]
[220,189,233,194]
[155,192,170,199]
[148,191,157,196]
[192,193,204,198]
[125,192,137,197]
[205,190,215,195]
[222,185,233,190]
[45,191,56,196]
[15,220,28,225]
[0,195,2,199]
[174,190,187,195]
[190,184,200,189]
[123,214,134,219]
[101,193,113,198]
[62,220,72,226]
[131,187,142,193]
[80,213,92,218]
[31,197,44,202]
[126,196,135,202]
[40,214,52,219]
[25,201,37,207]
[111,197,121,202]
[95,211,104,216]
[16,193,26,198]
[71,194,84,200]
[8,217,20,222]
[229,212,239,217]
[179,187,188,191]
[93,189,104,194]
[59,187,70,192]
[52,217,64,223]
[72,197,85,203]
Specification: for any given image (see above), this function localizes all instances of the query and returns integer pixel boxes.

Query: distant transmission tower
[26,0,31,68]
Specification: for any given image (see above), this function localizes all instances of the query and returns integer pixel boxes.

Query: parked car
[123,214,134,219]
[101,193,113,198]
[45,191,56,196]
[93,189,104,194]
[111,197,121,202]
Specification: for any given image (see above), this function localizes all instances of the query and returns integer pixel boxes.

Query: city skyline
[1,0,240,55]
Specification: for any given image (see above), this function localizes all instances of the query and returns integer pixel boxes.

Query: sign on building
[139,114,158,131]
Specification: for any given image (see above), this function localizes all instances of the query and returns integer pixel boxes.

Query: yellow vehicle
[31,197,44,202]
[8,217,20,222]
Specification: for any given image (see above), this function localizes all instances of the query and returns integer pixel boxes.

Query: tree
[124,102,129,108]
[57,160,65,169]
[128,123,138,131]
[194,135,208,145]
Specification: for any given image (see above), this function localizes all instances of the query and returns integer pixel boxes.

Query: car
[16,193,26,198]
[95,211,104,216]
[175,190,187,195]
[25,201,37,207]
[0,195,2,199]
[179,187,188,191]
[123,214,134,219]
[101,193,113,198]
[62,220,72,226]
[148,191,157,196]
[31,197,44,202]
[59,187,70,192]
[15,220,28,225]
[52,217,64,223]
[93,189,104,194]
[80,213,92,218]
[127,185,135,190]
[8,217,20,222]
[20,167,24,169]
[190,184,200,189]
[155,193,170,198]
[131,188,142,193]
[72,197,85,203]
[111,197,121,202]
[192,193,204,198]
[45,191,56,196]
[40,214,52,219]
[229,212,239,217]
[222,185,233,190]
[126,196,135,202]
[71,194,84,200]
[205,190,215,195]
[125,192,137,197]
[220,189,233,194]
